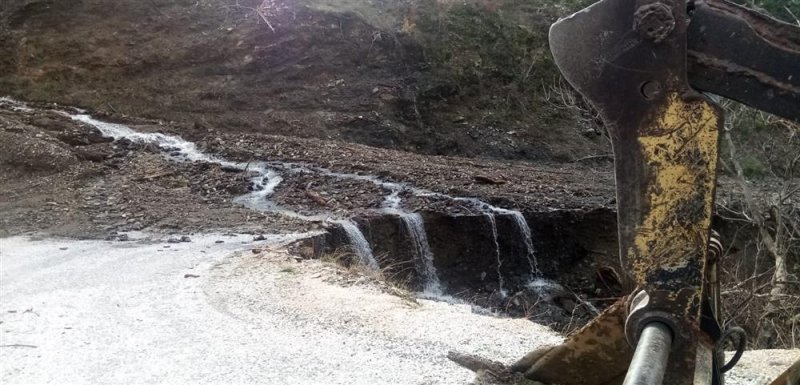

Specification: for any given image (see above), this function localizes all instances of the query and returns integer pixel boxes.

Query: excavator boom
[687,0,800,123]
[508,1,799,385]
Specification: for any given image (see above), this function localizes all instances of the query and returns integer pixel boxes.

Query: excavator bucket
[510,300,632,385]
[769,360,800,385]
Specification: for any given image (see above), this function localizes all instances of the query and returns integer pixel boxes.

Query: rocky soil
[0,98,615,239]
[0,100,313,238]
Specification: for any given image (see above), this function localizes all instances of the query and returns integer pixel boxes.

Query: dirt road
[1,235,796,385]
[0,234,562,384]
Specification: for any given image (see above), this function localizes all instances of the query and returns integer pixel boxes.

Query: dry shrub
[717,100,800,349]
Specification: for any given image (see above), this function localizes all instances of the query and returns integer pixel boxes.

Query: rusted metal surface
[634,2,675,43]
[539,0,725,383]
[768,360,800,385]
[515,0,798,383]
[687,0,800,122]
[509,298,719,385]
[511,300,632,385]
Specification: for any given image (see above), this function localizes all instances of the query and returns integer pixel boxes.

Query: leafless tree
[717,100,799,348]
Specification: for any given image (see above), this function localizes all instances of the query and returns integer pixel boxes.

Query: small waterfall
[485,214,506,297]
[399,212,443,296]
[48,101,547,300]
[502,210,539,276]
[71,114,224,164]
[339,220,379,270]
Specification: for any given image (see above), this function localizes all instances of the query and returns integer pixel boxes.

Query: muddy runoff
[6,98,624,331]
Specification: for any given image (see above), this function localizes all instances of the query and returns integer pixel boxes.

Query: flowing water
[495,209,539,276]
[0,96,34,113]
[398,212,443,296]
[338,220,380,270]
[419,194,538,276]
[32,101,537,295]
[72,114,229,165]
[232,166,283,212]
[69,113,385,270]
[485,214,506,298]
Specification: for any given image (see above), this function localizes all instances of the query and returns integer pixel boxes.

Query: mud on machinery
[451,1,800,384]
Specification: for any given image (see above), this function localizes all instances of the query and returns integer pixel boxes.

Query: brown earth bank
[0,0,608,162]
[0,98,614,238]
[0,97,620,337]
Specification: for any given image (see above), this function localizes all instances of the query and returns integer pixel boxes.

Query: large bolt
[634,2,676,43]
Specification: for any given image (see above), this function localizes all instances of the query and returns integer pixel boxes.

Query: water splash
[527,277,600,315]
[381,187,402,209]
[398,212,443,296]
[527,277,562,293]
[338,220,379,270]
[485,214,506,298]
[526,277,561,304]
[233,165,283,212]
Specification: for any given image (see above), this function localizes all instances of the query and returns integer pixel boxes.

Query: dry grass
[320,248,420,305]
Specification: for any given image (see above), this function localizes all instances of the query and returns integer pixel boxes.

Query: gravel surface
[1,235,797,384]
[0,234,561,385]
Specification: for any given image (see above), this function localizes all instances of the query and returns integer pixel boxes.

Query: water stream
[495,209,539,276]
[419,195,539,277]
[485,214,506,298]
[398,212,443,296]
[10,101,542,296]
[338,220,380,269]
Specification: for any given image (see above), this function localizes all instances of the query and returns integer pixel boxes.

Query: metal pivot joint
[634,2,675,42]
[625,290,683,348]
[623,322,673,385]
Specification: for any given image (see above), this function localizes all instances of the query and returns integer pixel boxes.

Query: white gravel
[1,235,797,385]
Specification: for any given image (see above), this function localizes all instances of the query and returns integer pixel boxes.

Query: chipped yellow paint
[630,93,721,285]
[520,300,633,385]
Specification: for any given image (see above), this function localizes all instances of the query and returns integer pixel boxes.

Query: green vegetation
[417,6,551,89]
[740,155,766,178]
[411,0,563,124]
[738,0,800,23]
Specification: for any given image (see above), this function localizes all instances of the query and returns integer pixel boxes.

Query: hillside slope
[0,0,607,161]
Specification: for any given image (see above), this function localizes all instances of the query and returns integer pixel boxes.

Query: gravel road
[1,235,796,385]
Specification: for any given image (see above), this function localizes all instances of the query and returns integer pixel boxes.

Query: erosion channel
[1,97,621,332]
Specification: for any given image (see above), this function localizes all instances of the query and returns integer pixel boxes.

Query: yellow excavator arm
[458,1,799,385]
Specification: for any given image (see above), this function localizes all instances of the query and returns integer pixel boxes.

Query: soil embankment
[0,98,614,238]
